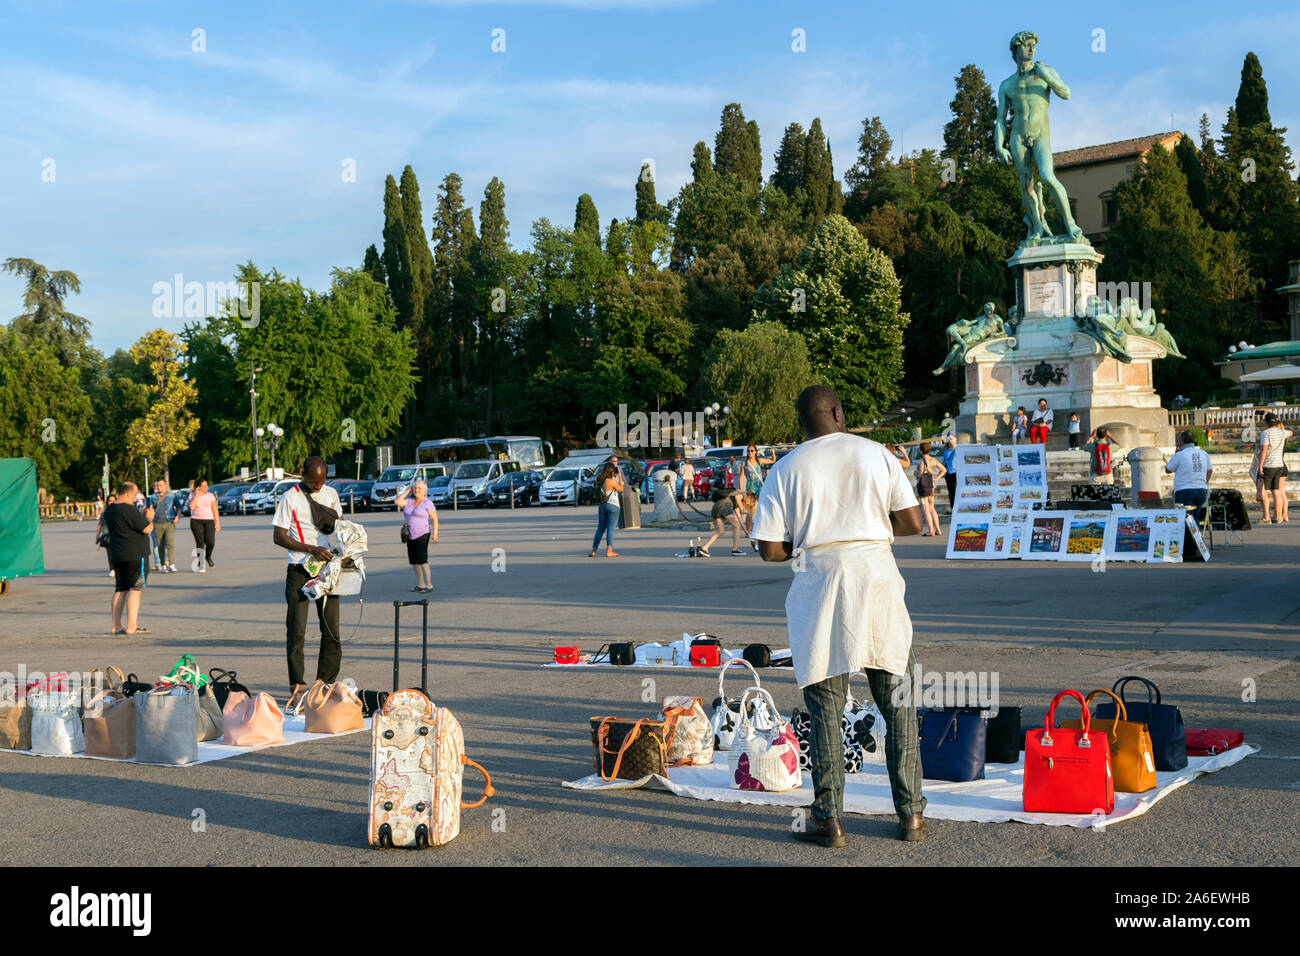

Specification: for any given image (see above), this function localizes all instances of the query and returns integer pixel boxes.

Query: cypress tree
[844,116,893,219]
[943,64,998,173]
[1175,135,1210,219]
[574,193,601,245]
[715,103,762,187]
[399,165,433,329]
[691,141,714,183]
[381,175,414,328]
[772,123,807,196]
[802,118,838,222]
[1234,52,1270,128]
[362,244,385,287]
[635,163,667,224]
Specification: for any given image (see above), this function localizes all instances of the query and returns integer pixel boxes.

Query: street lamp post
[703,401,730,446]
[250,366,263,479]
[256,424,284,474]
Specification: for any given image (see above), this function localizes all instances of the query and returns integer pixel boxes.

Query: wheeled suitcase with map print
[367,601,493,849]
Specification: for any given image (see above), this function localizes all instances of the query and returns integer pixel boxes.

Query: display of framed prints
[1022,514,1068,560]
[1105,513,1153,561]
[1061,511,1112,562]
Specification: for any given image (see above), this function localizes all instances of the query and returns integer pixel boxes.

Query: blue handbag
[917,708,987,781]
[1092,676,1187,772]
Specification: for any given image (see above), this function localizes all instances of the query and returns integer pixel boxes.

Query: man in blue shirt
[149,479,181,573]
[941,434,958,514]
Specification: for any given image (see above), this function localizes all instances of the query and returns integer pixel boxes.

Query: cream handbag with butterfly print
[728,687,802,792]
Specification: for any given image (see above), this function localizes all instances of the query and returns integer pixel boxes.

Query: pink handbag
[221,691,285,746]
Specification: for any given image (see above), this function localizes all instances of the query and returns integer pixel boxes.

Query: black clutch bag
[743,643,772,668]
[592,642,636,666]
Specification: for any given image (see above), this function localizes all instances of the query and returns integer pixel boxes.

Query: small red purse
[689,645,720,667]
[553,647,581,665]
[1023,689,1115,814]
[1185,728,1244,756]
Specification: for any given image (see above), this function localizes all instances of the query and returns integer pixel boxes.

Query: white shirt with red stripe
[272,484,343,565]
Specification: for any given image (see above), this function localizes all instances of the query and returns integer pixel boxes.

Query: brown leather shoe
[898,812,929,842]
[793,816,847,848]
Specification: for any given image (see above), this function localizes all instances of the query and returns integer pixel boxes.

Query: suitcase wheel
[418,726,428,736]
[414,802,426,812]
[383,801,393,811]
[414,824,429,849]
[383,730,394,739]
[376,823,393,849]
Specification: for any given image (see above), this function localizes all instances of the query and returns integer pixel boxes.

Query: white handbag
[29,685,85,756]
[709,658,774,751]
[845,675,887,766]
[661,696,714,766]
[728,687,802,792]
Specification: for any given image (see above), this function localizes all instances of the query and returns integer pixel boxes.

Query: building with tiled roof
[1053,132,1184,244]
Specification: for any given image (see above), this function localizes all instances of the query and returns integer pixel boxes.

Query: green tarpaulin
[0,458,44,582]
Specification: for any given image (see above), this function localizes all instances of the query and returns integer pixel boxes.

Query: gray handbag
[29,687,85,756]
[135,684,200,766]
[196,685,223,742]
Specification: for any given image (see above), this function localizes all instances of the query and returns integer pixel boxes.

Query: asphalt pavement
[2,501,1297,866]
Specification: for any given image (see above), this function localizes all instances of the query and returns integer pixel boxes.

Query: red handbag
[1185,728,1244,756]
[689,645,720,667]
[1023,689,1115,814]
[553,647,581,665]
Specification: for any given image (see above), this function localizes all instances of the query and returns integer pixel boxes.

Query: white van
[450,459,522,507]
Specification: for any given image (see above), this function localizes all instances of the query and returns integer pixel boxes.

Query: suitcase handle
[460,756,495,809]
[392,600,430,694]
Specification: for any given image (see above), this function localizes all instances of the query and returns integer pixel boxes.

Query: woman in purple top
[395,480,438,592]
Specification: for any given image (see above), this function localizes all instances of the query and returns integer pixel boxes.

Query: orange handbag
[303,680,365,735]
[1061,688,1157,793]
[221,691,285,746]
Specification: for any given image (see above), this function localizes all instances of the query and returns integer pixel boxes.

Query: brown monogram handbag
[590,716,668,781]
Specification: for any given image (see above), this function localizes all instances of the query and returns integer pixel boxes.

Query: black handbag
[917,707,987,781]
[592,642,636,666]
[1093,676,1188,771]
[356,689,390,718]
[590,716,668,780]
[743,644,772,668]
[118,672,156,697]
[400,523,410,544]
[983,705,1022,763]
[207,668,252,711]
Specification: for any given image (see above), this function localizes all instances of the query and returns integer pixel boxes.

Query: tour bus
[415,436,551,471]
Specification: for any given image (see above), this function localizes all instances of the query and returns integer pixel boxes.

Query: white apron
[785,541,912,688]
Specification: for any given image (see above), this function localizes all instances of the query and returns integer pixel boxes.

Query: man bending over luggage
[273,456,344,709]
[752,385,928,847]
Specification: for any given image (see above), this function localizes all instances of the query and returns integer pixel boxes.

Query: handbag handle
[1083,688,1127,723]
[716,657,761,702]
[306,681,331,710]
[209,668,238,684]
[460,756,495,809]
[919,708,960,748]
[1044,689,1090,741]
[736,686,783,736]
[1111,675,1160,707]
[105,666,125,690]
[595,717,652,782]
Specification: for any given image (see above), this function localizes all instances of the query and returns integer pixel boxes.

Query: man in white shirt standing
[753,386,927,847]
[272,456,344,706]
[1166,430,1213,525]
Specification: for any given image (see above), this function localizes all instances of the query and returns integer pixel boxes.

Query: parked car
[428,474,454,506]
[172,488,193,516]
[335,480,374,512]
[246,479,298,515]
[222,480,274,515]
[451,459,522,507]
[539,467,594,505]
[370,463,449,511]
[487,470,544,507]
[639,459,674,503]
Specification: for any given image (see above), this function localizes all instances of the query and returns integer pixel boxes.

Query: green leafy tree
[362,244,386,287]
[771,123,807,196]
[702,322,815,442]
[2,258,98,373]
[0,334,92,494]
[942,65,998,173]
[714,103,762,187]
[429,173,478,408]
[691,141,714,183]
[124,329,200,483]
[752,215,908,423]
[574,193,601,245]
[635,163,668,225]
[843,116,893,219]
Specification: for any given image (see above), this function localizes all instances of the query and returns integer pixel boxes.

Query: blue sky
[3,0,1298,354]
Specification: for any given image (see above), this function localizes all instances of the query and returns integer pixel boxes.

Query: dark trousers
[190,519,216,563]
[801,648,926,821]
[944,472,958,510]
[1174,488,1208,526]
[285,564,341,686]
[1068,432,1080,449]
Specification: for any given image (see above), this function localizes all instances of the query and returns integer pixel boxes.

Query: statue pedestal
[954,243,1174,447]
